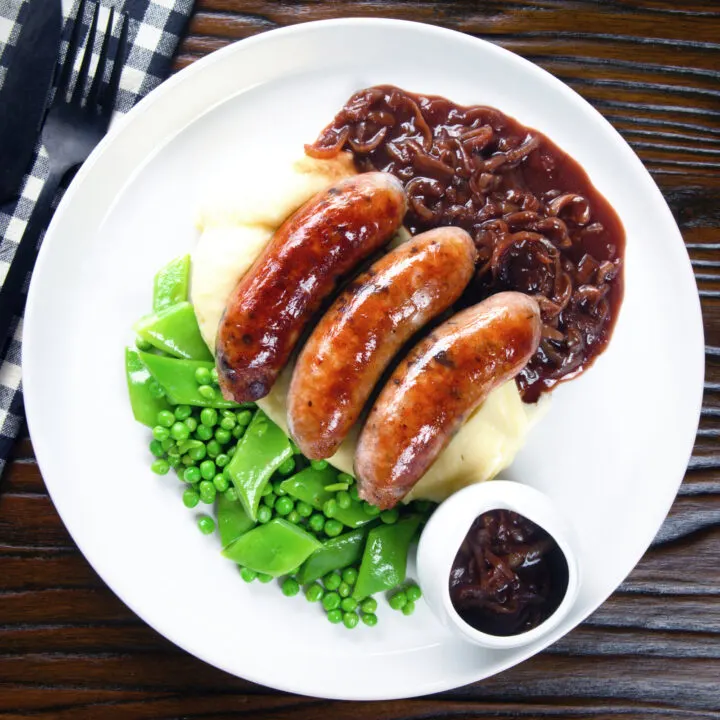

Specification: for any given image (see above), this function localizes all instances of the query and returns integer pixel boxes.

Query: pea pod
[297,526,370,585]
[222,518,321,576]
[137,352,239,408]
[153,254,190,312]
[125,347,170,426]
[135,302,213,361]
[217,491,256,548]
[226,410,292,521]
[279,468,372,529]
[353,515,421,600]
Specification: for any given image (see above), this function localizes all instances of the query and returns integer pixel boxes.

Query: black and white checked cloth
[0,0,194,474]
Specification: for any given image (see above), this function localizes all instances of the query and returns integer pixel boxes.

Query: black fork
[0,0,129,351]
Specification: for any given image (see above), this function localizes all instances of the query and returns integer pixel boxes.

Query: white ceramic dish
[417,481,581,649]
[23,19,703,700]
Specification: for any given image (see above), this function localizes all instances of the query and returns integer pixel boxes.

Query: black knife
[0,0,62,204]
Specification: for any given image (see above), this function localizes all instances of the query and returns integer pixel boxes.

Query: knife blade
[0,0,62,204]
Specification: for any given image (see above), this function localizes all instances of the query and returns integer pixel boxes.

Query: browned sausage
[287,227,477,459]
[355,292,542,509]
[216,172,407,402]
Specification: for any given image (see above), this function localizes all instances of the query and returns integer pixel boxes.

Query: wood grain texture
[1,1,719,717]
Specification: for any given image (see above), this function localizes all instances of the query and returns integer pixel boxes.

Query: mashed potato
[192,153,547,502]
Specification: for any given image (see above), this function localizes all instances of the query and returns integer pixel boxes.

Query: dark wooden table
[2,1,719,718]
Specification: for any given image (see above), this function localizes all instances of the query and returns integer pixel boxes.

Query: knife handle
[0,166,67,356]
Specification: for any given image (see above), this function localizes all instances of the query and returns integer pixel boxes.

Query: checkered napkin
[0,0,194,475]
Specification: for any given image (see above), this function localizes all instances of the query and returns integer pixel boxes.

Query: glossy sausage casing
[216,172,407,403]
[287,227,477,459]
[355,292,542,509]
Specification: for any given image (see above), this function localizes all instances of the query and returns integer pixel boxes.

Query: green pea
[170,422,189,441]
[402,601,416,616]
[198,480,216,504]
[310,459,328,470]
[152,426,170,442]
[147,379,165,399]
[236,409,253,426]
[200,460,216,481]
[160,438,175,452]
[166,446,181,459]
[151,459,170,475]
[181,455,195,467]
[149,440,165,458]
[282,577,300,597]
[338,581,351,598]
[343,612,359,629]
[215,428,231,445]
[194,366,212,386]
[257,572,273,584]
[340,597,358,613]
[217,418,233,433]
[389,591,407,611]
[406,585,422,602]
[287,510,300,524]
[336,490,352,510]
[290,439,302,455]
[195,424,213,441]
[363,501,381,517]
[172,405,190,420]
[215,453,229,469]
[206,440,221,458]
[308,514,325,533]
[327,609,343,624]
[213,473,229,493]
[342,568,358,585]
[277,457,296,476]
[263,492,276,509]
[337,472,354,485]
[168,456,182,469]
[296,501,313,518]
[136,336,153,352]
[198,384,216,400]
[323,572,342,591]
[188,445,207,462]
[305,583,324,603]
[182,488,200,508]
[324,519,343,537]
[156,410,175,428]
[361,612,378,627]
[275,496,294,516]
[184,417,198,433]
[349,485,360,501]
[322,591,341,611]
[225,487,238,502]
[197,515,215,535]
[380,508,399,524]
[360,598,377,614]
[184,466,201,484]
[273,481,287,496]
[257,505,272,524]
[240,567,257,582]
[261,483,273,497]
[323,499,337,518]
[232,425,246,439]
[200,408,218,427]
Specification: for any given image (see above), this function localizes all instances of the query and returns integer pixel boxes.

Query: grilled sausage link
[355,292,542,509]
[287,227,477,459]
[216,172,407,402]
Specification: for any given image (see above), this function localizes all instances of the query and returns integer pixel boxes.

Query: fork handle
[0,165,69,356]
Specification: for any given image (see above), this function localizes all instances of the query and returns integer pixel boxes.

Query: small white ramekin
[416,480,580,649]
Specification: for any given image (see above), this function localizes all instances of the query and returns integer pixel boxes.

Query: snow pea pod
[222,518,320,576]
[217,491,256,548]
[153,254,190,312]
[125,347,170,426]
[226,409,292,521]
[279,468,372,529]
[137,352,239,408]
[135,302,212,361]
[353,514,421,600]
[297,526,370,585]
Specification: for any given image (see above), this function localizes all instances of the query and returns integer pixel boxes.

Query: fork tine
[86,7,115,111]
[100,12,129,122]
[56,0,88,97]
[70,1,99,105]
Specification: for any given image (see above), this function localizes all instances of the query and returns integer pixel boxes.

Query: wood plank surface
[1,1,719,717]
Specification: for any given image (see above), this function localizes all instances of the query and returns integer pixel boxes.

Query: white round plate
[23,19,704,700]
